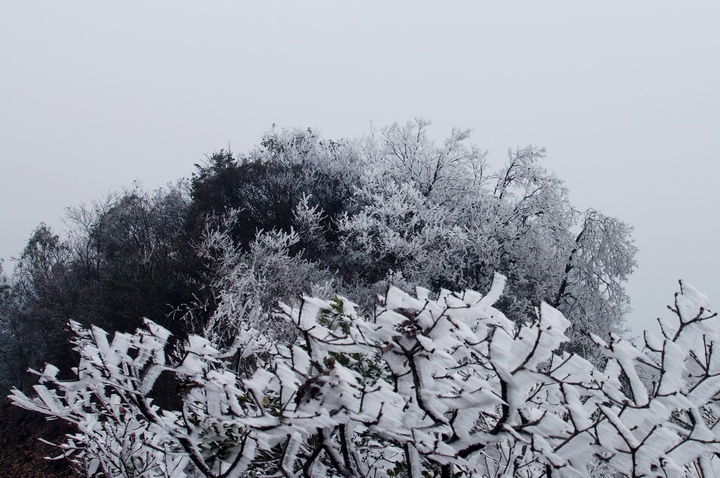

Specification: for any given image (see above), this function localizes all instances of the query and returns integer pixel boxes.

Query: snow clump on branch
[10,275,720,477]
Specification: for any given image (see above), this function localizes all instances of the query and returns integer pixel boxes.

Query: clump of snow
[10,275,720,477]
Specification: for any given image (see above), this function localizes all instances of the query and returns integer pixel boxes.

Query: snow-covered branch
[11,276,720,477]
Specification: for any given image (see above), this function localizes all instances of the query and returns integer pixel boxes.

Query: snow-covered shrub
[11,276,720,477]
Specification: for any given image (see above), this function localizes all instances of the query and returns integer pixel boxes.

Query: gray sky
[2,2,719,336]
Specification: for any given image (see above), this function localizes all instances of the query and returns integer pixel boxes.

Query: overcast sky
[2,2,719,336]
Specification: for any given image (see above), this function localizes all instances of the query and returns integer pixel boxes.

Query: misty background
[1,2,718,336]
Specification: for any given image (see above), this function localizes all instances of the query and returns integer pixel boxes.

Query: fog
[2,2,719,336]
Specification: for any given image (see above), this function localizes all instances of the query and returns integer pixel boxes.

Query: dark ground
[0,397,79,477]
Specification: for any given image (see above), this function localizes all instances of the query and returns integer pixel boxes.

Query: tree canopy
[183,120,636,360]
[1,120,648,476]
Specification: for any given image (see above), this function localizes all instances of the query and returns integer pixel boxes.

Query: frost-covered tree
[193,214,335,350]
[187,131,361,255]
[12,275,720,477]
[553,209,637,357]
[364,118,486,203]
[338,120,636,354]
[1,121,636,394]
[3,120,640,475]
[182,121,636,357]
